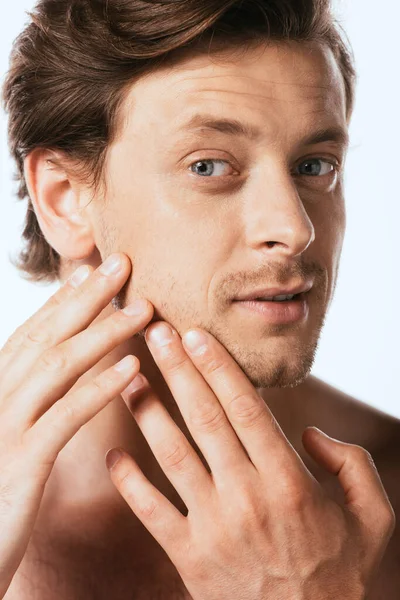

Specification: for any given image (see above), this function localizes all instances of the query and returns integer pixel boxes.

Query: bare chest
[4,560,400,600]
[3,568,192,600]
[5,471,399,600]
[3,541,192,600]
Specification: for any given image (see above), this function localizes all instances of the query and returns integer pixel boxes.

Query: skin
[4,40,399,598]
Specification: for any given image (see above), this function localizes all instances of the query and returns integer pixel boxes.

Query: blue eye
[296,158,334,176]
[190,159,231,177]
[188,157,337,181]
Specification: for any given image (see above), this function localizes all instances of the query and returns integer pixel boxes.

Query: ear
[23,148,97,261]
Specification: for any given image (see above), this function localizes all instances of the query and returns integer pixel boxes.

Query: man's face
[93,40,348,390]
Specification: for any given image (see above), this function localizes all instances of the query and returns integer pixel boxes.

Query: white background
[1,1,399,418]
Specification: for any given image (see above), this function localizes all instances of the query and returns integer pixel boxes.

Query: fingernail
[122,299,148,316]
[69,265,91,288]
[99,254,122,275]
[310,427,335,440]
[182,330,208,355]
[105,448,123,470]
[122,373,147,396]
[114,355,135,372]
[146,323,175,346]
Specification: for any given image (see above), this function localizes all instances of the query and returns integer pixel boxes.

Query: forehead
[117,40,347,143]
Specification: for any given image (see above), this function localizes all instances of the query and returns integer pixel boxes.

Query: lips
[233,293,309,324]
[234,281,314,302]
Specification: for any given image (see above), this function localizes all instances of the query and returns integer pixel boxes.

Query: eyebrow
[177,113,350,149]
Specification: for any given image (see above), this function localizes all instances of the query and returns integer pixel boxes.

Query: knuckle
[39,347,68,372]
[160,351,188,374]
[190,403,226,433]
[274,477,310,512]
[115,467,132,490]
[115,470,161,522]
[24,326,52,349]
[114,468,144,509]
[160,441,190,472]
[95,368,119,391]
[228,393,265,427]
[45,290,66,310]
[91,376,106,394]
[95,311,136,342]
[284,489,310,512]
[137,498,160,521]
[90,369,126,398]
[381,503,396,534]
[233,487,263,525]
[53,399,77,424]
[203,356,225,377]
[352,445,376,467]
[65,286,90,315]
[235,488,256,515]
[94,270,111,287]
[364,450,377,470]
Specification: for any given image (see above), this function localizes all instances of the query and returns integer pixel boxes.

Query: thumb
[302,427,395,532]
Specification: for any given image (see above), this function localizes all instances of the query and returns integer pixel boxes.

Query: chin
[220,335,318,390]
[208,300,326,390]
[247,361,314,390]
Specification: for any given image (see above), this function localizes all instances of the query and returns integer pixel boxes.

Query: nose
[243,161,315,258]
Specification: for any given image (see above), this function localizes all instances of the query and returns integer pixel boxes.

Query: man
[1,0,399,598]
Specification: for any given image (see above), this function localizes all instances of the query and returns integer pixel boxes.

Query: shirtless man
[1,0,399,598]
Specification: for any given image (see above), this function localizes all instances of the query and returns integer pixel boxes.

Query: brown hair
[2,0,356,284]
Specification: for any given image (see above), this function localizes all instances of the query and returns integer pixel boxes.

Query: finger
[25,354,141,469]
[302,427,396,538]
[106,447,188,560]
[181,328,309,482]
[0,264,92,374]
[143,322,252,482]
[0,253,132,399]
[6,296,153,428]
[121,374,213,513]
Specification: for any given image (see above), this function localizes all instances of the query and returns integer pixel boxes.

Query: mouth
[248,292,304,302]
[232,291,310,324]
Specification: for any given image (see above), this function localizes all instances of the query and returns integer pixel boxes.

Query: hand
[107,321,396,600]
[0,253,153,599]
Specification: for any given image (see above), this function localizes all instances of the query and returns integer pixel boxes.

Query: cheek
[123,221,217,310]
[327,198,346,261]
[310,192,345,249]
[108,177,237,309]
[312,200,345,297]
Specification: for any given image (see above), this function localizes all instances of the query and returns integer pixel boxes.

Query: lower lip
[233,294,309,324]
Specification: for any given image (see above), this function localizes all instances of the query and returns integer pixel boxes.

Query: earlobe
[23,148,96,260]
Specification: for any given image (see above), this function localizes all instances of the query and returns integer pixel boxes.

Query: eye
[187,156,339,183]
[295,158,336,177]
[189,159,233,178]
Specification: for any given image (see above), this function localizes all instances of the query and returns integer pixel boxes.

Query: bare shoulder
[305,376,400,599]
[300,375,400,516]
[304,375,400,457]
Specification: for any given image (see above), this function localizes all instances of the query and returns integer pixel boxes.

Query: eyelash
[188,157,340,181]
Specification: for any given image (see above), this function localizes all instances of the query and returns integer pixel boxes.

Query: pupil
[193,161,212,176]
[302,160,320,176]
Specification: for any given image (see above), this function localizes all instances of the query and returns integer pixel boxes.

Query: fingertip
[122,372,148,398]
